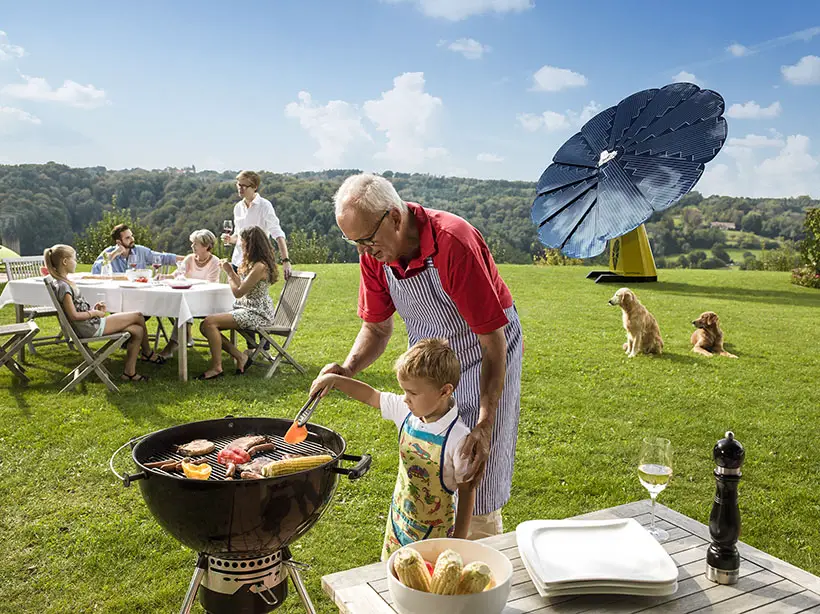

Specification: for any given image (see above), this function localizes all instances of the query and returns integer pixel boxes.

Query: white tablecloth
[0,277,235,326]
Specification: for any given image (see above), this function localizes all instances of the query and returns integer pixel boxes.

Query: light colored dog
[691,311,737,358]
[608,288,663,357]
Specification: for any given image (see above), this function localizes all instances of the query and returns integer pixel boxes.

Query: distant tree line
[0,163,815,265]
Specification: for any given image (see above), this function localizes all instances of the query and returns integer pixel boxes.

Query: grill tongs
[284,389,323,445]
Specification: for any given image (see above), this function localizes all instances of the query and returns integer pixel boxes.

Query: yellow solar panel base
[586,225,658,283]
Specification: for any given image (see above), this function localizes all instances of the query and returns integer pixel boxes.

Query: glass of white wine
[638,436,673,542]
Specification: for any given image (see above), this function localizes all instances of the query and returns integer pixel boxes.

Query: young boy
[311,338,474,561]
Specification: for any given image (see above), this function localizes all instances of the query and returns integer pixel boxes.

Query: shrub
[711,243,731,263]
[763,240,780,250]
[791,266,820,289]
[740,235,762,249]
[676,254,690,268]
[689,250,707,266]
[799,208,819,272]
[699,257,728,269]
[761,244,801,272]
[739,256,763,271]
[74,208,155,264]
[654,256,667,269]
[287,229,331,264]
[533,249,583,266]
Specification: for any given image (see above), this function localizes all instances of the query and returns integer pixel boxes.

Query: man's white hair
[333,173,407,217]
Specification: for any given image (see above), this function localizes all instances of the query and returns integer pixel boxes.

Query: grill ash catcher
[110,415,371,614]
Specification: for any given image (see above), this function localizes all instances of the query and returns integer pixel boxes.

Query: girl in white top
[311,338,475,559]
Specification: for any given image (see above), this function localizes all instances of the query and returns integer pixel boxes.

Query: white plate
[516,518,678,586]
[75,278,105,285]
[119,282,148,288]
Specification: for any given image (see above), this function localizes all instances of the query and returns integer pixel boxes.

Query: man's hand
[283,261,292,280]
[460,420,493,486]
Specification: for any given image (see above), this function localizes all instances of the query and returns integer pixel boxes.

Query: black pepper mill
[706,430,745,584]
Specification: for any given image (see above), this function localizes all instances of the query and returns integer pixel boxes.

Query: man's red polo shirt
[358,202,513,335]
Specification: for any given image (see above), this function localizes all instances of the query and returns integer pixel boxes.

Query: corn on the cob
[430,549,463,595]
[260,454,332,477]
[456,561,492,594]
[393,548,431,592]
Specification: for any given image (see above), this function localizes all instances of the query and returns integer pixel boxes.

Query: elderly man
[91,223,181,274]
[321,173,523,539]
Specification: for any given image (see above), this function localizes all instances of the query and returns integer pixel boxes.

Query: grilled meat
[176,439,216,456]
[226,435,268,451]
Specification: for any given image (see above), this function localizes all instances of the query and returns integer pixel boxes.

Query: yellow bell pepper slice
[182,460,212,480]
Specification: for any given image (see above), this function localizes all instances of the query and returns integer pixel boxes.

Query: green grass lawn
[1,266,818,613]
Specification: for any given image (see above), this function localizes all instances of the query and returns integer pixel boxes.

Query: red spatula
[284,390,324,445]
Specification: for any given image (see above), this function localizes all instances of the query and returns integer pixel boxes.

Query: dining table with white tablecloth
[0,275,236,381]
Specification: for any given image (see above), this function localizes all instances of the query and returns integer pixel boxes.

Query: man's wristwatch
[281,258,291,263]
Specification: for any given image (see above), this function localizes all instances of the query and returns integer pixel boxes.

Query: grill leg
[287,562,317,614]
[179,552,208,614]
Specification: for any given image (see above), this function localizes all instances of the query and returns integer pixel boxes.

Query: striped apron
[383,258,523,515]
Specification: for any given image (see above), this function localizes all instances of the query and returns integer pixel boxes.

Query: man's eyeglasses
[236,183,252,189]
[342,210,390,246]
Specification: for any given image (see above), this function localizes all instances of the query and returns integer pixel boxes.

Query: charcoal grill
[110,416,371,614]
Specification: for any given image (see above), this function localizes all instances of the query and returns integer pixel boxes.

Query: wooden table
[322,500,820,613]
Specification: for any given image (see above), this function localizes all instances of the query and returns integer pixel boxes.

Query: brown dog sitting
[691,312,737,358]
[608,288,663,357]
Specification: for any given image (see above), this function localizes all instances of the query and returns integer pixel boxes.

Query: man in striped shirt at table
[91,224,181,274]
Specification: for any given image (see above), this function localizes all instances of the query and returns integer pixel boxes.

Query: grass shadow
[652,281,820,308]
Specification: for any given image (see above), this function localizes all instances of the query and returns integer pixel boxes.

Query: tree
[74,205,155,263]
[681,206,703,231]
[711,243,731,264]
[800,208,819,271]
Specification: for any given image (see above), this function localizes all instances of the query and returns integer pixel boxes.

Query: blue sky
[1,0,818,197]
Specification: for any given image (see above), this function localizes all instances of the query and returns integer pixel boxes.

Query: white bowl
[386,538,513,614]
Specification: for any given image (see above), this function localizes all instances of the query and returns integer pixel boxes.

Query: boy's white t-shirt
[380,392,472,493]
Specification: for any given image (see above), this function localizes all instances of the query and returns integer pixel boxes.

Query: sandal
[235,356,254,375]
[121,371,149,382]
[196,371,224,381]
[140,350,167,365]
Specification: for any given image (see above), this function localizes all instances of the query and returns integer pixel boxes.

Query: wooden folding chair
[240,271,317,378]
[0,321,40,384]
[43,279,132,393]
[4,256,65,356]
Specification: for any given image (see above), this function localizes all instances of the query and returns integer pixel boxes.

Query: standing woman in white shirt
[222,170,292,280]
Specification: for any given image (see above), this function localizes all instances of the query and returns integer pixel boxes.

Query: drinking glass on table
[152,254,163,283]
[127,253,138,271]
[93,292,107,314]
[638,436,673,542]
[222,220,234,245]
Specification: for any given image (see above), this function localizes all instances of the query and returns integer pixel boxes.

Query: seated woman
[198,226,279,380]
[158,229,220,359]
[44,244,165,382]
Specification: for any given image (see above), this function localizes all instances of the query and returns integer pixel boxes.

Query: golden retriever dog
[691,311,737,358]
[608,288,663,357]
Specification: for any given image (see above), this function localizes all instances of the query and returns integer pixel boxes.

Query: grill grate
[142,433,335,481]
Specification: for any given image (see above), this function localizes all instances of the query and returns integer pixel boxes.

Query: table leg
[14,305,25,363]
[178,322,188,382]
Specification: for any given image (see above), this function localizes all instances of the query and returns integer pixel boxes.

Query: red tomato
[425,561,434,577]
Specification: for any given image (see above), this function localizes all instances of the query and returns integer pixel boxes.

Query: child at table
[44,244,165,382]
[310,338,475,561]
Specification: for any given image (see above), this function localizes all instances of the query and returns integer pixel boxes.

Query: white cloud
[672,70,702,86]
[477,152,503,162]
[517,100,602,133]
[726,43,750,57]
[725,100,782,119]
[781,55,820,85]
[447,38,491,60]
[1,75,109,109]
[727,134,785,148]
[363,72,447,170]
[381,0,533,21]
[0,31,25,61]
[697,134,820,197]
[0,106,43,134]
[530,65,588,92]
[284,92,372,167]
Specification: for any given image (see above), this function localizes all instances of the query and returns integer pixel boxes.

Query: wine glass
[222,220,234,245]
[152,254,163,283]
[127,253,138,270]
[638,436,673,542]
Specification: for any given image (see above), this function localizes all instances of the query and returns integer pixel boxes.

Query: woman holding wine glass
[638,436,673,542]
[158,230,221,359]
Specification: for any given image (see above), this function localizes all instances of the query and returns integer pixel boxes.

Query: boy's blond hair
[236,170,261,190]
[395,338,460,390]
